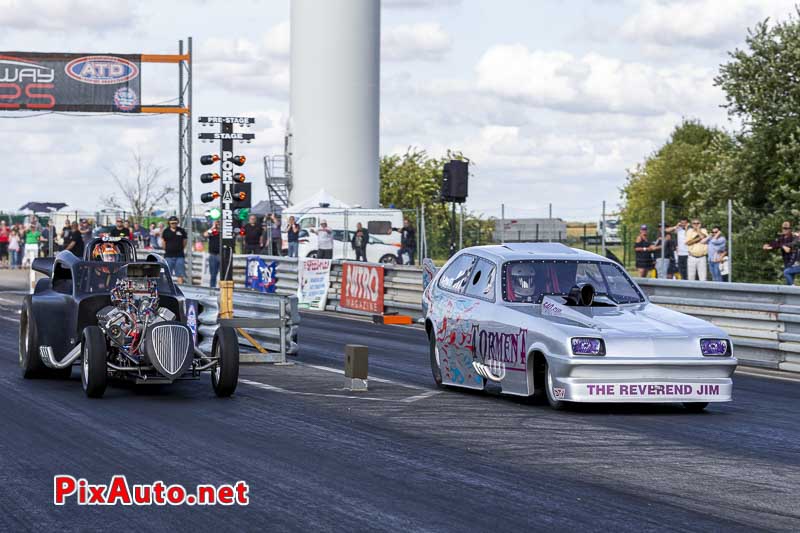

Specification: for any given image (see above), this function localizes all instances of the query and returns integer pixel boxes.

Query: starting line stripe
[239,379,440,403]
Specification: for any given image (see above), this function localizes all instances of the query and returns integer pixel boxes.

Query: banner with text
[245,256,278,293]
[297,258,332,310]
[0,52,142,112]
[340,262,384,314]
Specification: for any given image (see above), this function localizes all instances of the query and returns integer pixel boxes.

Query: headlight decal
[700,338,731,356]
[571,337,605,356]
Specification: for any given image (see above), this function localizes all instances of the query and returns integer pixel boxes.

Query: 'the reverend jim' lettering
[586,384,721,396]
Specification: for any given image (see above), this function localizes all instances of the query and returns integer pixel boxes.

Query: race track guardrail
[636,279,800,373]
[180,284,299,363]
[188,254,799,372]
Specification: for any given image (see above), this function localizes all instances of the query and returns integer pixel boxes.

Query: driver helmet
[510,262,537,298]
[93,242,121,263]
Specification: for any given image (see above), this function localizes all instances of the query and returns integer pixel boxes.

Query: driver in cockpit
[509,262,538,303]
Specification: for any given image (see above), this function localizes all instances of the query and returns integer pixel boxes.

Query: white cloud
[263,20,290,59]
[622,0,794,49]
[475,44,722,116]
[194,25,290,97]
[0,0,136,32]
[382,22,451,62]
[382,0,460,9]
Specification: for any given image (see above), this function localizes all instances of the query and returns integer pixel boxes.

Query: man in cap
[161,216,188,283]
[109,218,132,239]
[314,220,334,259]
[242,214,263,255]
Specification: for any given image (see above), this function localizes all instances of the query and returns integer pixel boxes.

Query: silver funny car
[421,243,737,411]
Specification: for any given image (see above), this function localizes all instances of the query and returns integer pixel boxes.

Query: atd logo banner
[0,52,141,112]
[341,262,384,314]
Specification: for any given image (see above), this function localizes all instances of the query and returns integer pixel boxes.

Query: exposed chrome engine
[96,266,176,365]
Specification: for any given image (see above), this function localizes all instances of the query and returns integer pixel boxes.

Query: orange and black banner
[0,52,142,112]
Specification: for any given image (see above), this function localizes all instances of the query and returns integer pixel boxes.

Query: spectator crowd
[0,212,420,290]
[634,217,728,282]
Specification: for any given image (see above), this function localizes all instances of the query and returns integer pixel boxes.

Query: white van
[280,206,405,262]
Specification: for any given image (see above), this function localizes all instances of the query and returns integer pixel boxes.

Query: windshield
[501,260,644,304]
[73,262,177,296]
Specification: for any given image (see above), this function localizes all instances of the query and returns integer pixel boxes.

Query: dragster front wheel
[211,326,239,398]
[81,326,107,398]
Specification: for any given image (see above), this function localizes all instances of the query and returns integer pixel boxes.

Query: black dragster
[19,237,239,398]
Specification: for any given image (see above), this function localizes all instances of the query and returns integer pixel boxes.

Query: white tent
[290,189,351,212]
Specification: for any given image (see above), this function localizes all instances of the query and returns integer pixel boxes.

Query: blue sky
[0,0,795,221]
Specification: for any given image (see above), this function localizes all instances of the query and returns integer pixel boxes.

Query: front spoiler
[548,355,737,403]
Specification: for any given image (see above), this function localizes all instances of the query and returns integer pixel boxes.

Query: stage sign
[0,52,142,112]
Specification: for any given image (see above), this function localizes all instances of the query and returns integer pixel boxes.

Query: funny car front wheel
[545,361,568,410]
[211,326,239,398]
[81,326,107,398]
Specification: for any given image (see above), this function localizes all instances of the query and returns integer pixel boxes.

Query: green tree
[620,120,725,231]
[711,9,800,282]
[379,148,493,259]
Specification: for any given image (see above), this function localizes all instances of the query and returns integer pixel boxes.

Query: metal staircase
[263,154,292,212]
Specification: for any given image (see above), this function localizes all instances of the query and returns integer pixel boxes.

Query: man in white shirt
[314,220,334,259]
[667,218,689,280]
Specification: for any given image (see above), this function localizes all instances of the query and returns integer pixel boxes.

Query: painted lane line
[401,389,441,403]
[299,362,424,390]
[239,378,440,403]
[0,314,19,324]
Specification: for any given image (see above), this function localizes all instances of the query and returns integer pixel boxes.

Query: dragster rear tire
[212,326,239,398]
[81,326,107,398]
[19,296,45,379]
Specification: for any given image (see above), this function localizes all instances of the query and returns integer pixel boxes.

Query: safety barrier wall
[636,279,800,373]
[180,284,300,363]
[190,254,299,296]
[188,254,799,371]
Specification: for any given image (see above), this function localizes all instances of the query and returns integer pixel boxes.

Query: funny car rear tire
[545,360,568,410]
[81,326,107,398]
[429,333,443,387]
[19,295,45,379]
[211,326,239,398]
[682,402,709,413]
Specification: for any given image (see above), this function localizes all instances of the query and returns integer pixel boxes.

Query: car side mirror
[31,257,54,277]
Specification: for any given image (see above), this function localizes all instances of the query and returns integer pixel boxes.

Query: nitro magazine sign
[0,52,141,112]
[297,258,331,311]
[340,262,384,314]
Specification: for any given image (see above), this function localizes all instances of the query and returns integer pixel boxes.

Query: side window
[465,258,496,300]
[332,230,345,241]
[367,221,392,235]
[437,254,476,294]
[299,217,316,230]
